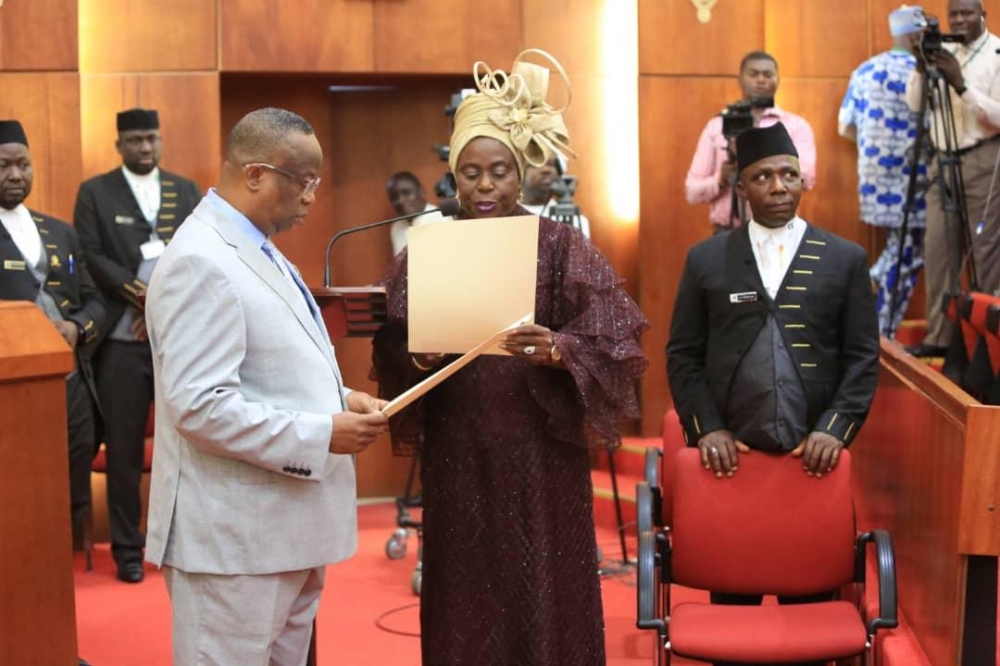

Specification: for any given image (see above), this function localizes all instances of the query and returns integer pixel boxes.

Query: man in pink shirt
[685,51,817,233]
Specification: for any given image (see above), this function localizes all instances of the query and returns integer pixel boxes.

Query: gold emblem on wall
[691,0,719,24]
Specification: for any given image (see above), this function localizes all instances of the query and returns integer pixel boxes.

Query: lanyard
[958,35,989,69]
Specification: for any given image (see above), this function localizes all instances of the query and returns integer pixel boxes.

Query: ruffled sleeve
[536,218,649,444]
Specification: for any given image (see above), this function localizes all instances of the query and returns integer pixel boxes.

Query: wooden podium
[853,339,1000,665]
[310,286,387,338]
[0,302,78,664]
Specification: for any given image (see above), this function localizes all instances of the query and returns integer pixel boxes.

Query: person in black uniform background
[0,119,105,540]
[73,108,201,583]
[666,124,879,665]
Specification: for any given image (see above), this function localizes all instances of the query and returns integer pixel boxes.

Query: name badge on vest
[3,259,26,271]
[729,291,759,304]
[115,215,135,225]
[140,239,165,260]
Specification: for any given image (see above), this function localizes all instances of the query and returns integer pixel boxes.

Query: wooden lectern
[0,302,79,664]
[310,286,387,338]
[853,339,1000,665]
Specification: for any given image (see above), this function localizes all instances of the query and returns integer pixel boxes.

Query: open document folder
[406,214,539,355]
[381,313,532,417]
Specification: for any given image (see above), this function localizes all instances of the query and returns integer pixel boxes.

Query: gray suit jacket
[144,197,357,575]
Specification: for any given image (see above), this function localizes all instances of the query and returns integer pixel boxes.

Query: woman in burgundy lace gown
[372,50,648,666]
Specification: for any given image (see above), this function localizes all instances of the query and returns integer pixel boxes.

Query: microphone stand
[323,200,459,287]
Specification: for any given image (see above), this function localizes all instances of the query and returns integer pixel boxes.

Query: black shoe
[905,342,948,358]
[116,561,145,583]
[79,659,92,666]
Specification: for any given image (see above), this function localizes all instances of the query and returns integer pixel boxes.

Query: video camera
[720,96,774,141]
[548,170,582,227]
[919,15,963,58]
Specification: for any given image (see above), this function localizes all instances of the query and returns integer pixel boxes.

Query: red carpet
[75,502,702,665]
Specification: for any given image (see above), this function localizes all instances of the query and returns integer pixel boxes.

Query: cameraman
[904,0,1000,357]
[685,51,816,234]
[520,155,591,239]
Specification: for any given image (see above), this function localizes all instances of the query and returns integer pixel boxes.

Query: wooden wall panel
[0,74,82,223]
[374,0,522,73]
[639,0,765,76]
[638,76,736,434]
[777,78,864,244]
[869,0,944,55]
[522,0,640,294]
[556,73,640,295]
[523,0,608,74]
[0,0,77,71]
[78,0,217,73]
[219,0,374,73]
[765,0,869,78]
[221,74,470,497]
[80,74,221,192]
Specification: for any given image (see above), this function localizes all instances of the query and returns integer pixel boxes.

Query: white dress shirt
[0,204,42,265]
[906,31,1000,149]
[122,166,161,224]
[390,203,448,255]
[748,217,807,299]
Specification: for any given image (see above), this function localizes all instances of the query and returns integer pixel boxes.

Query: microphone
[322,197,461,287]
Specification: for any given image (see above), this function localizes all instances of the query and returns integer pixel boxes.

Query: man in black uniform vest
[667,124,879,665]
[73,108,201,583]
[0,119,105,549]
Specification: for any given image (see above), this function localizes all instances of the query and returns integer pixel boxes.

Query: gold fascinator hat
[449,48,577,179]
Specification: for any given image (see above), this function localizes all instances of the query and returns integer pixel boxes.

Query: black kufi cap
[736,122,798,173]
[0,120,28,147]
[116,108,160,132]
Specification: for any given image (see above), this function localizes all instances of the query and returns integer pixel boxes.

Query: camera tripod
[886,64,977,339]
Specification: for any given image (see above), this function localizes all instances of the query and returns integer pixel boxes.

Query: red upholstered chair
[83,404,155,572]
[637,448,897,665]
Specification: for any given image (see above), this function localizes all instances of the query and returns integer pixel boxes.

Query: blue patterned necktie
[261,240,323,332]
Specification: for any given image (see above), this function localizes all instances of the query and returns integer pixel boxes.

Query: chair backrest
[670,448,856,597]
[658,409,687,526]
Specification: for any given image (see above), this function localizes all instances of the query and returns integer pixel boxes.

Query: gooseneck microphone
[322,197,461,287]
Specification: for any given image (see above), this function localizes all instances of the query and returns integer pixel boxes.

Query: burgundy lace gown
[372,213,649,666]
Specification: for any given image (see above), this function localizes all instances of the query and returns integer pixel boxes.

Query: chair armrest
[645,447,663,488]
[637,482,652,535]
[857,530,899,634]
[637,530,668,635]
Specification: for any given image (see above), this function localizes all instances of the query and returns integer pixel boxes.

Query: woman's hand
[501,324,563,367]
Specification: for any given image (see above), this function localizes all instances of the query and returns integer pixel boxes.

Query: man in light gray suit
[144,108,389,665]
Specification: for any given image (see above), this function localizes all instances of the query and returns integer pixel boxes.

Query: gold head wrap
[449,48,576,179]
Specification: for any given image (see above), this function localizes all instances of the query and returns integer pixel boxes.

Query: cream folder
[407,214,539,354]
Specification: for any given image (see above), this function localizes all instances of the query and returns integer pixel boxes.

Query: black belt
[956,134,1000,156]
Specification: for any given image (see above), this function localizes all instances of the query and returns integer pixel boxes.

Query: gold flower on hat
[472,49,577,168]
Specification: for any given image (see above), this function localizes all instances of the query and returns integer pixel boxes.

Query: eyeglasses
[244,162,321,198]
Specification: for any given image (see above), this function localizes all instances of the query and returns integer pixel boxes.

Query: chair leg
[83,502,93,573]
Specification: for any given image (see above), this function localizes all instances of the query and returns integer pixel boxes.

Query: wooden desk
[0,301,78,664]
[853,338,1000,665]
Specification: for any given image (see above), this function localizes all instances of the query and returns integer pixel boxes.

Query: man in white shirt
[386,172,448,255]
[0,119,105,546]
[685,51,818,233]
[520,155,592,239]
[73,108,202,583]
[904,0,1000,357]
